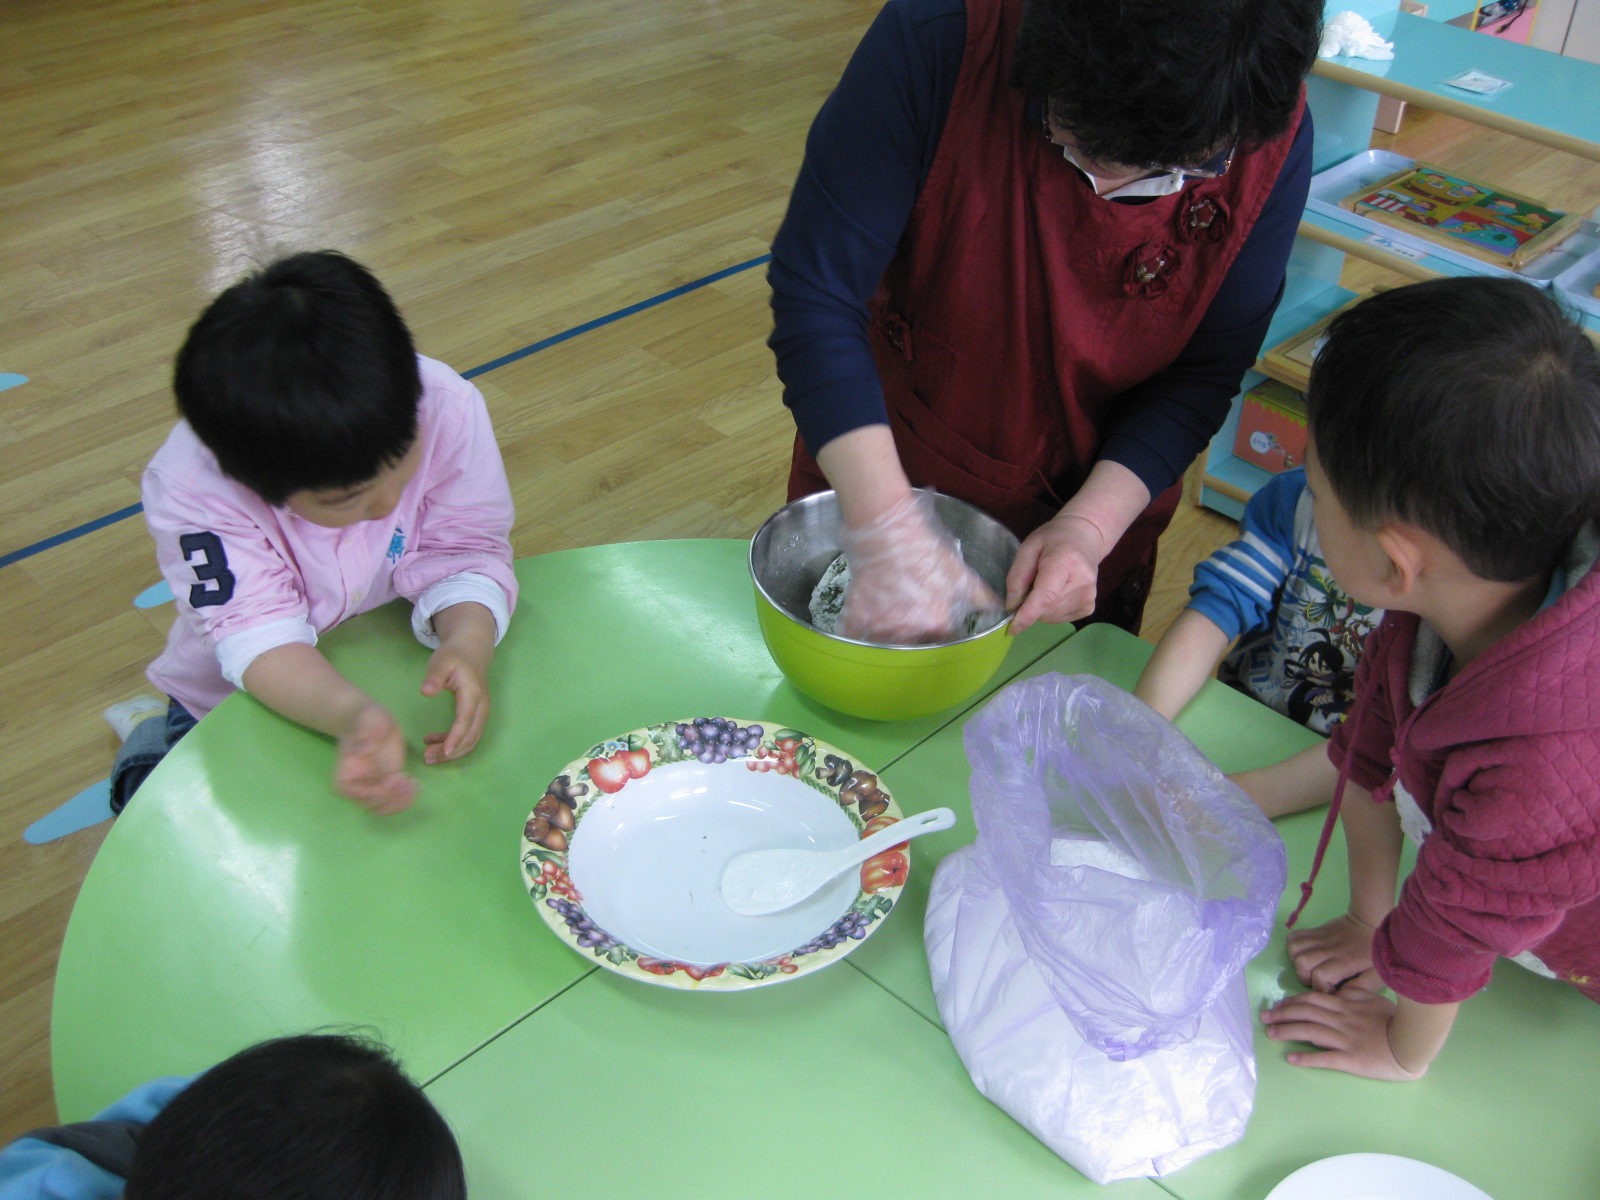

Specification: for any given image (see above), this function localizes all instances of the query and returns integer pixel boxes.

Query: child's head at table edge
[1303,275,1600,608]
[123,1032,465,1200]
[174,250,424,528]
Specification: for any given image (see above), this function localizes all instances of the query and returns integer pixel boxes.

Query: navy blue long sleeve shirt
[767,0,1312,498]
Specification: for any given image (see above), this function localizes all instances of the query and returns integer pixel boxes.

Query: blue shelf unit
[1194,0,1600,519]
[1196,279,1354,521]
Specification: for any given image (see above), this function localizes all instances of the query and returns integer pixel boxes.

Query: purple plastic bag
[962,673,1286,1059]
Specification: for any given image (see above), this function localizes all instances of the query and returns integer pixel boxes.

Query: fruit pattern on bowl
[521,717,910,990]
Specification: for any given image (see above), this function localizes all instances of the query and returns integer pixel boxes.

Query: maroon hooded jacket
[1328,533,1600,1005]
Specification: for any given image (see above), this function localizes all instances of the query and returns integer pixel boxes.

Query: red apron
[789,0,1302,631]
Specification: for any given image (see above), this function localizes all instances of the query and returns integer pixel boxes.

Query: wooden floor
[4,0,1599,1141]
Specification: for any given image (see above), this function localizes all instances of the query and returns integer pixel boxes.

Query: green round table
[52,541,1600,1200]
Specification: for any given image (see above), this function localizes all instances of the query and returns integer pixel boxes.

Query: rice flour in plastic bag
[924,673,1286,1183]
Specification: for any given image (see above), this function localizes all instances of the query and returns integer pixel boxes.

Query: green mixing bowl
[749,490,1018,721]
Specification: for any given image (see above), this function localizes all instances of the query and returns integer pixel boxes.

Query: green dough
[808,554,850,633]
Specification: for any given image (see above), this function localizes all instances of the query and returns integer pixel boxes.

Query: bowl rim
[748,489,1016,650]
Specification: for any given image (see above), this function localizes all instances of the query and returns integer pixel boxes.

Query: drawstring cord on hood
[1285,700,1372,929]
[1285,768,1346,929]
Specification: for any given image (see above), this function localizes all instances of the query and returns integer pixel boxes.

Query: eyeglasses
[1042,117,1235,181]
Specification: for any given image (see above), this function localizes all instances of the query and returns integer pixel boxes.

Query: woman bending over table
[769,0,1322,642]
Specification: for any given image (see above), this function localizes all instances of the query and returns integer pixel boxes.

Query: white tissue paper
[1319,11,1395,60]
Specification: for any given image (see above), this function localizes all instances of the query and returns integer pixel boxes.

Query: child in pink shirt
[112,251,517,815]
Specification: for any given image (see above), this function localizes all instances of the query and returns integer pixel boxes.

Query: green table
[855,624,1600,1200]
[53,542,1600,1199]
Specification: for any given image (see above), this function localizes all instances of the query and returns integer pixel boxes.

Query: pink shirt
[144,356,518,717]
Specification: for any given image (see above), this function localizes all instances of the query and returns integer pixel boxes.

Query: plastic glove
[839,492,1001,644]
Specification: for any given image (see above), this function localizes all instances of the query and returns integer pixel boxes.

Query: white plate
[520,718,911,990]
[1266,1154,1494,1200]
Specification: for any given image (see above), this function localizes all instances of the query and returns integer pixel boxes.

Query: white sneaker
[105,696,167,741]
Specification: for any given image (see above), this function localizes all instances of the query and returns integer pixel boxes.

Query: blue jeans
[109,699,198,814]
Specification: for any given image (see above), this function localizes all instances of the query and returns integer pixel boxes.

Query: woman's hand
[816,427,997,643]
[1005,460,1152,634]
[1005,512,1109,633]
[839,493,999,643]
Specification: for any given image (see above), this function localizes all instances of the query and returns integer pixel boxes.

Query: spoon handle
[843,806,957,868]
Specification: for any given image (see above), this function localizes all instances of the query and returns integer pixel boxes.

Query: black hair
[123,1034,466,1200]
[1307,277,1600,582]
[1012,0,1322,169]
[173,250,422,505]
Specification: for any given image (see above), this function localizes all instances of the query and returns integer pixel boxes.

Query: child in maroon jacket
[1231,277,1600,1081]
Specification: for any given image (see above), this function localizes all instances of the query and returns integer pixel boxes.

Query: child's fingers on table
[421,656,455,698]
[424,678,487,763]
[1261,992,1357,1044]
[1286,936,1335,980]
[1263,990,1409,1079]
[1265,987,1393,1027]
[336,748,393,788]
[338,769,417,814]
[1287,918,1374,991]
[1334,967,1384,995]
[358,775,419,815]
[1285,915,1353,953]
[1306,953,1374,994]
[335,751,380,791]
[1264,1020,1349,1056]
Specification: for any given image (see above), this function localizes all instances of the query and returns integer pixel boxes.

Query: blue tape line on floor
[25,778,114,844]
[0,255,773,570]
[135,580,175,608]
[461,253,772,379]
[0,503,147,570]
[0,373,28,392]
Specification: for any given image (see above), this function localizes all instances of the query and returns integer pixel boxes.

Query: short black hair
[1308,277,1600,582]
[1012,0,1322,169]
[174,251,422,505]
[124,1034,466,1200]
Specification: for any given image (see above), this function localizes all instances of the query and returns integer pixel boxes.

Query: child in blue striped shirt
[1134,467,1381,733]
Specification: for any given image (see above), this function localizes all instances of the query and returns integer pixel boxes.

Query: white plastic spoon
[720,807,957,916]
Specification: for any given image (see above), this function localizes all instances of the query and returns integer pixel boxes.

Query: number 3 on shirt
[180,531,236,608]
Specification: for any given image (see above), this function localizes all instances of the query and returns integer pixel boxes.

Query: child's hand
[1287,912,1381,993]
[421,641,491,765]
[1260,989,1425,1081]
[335,703,418,815]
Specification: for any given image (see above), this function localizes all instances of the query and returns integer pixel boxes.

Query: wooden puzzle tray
[1340,163,1583,270]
